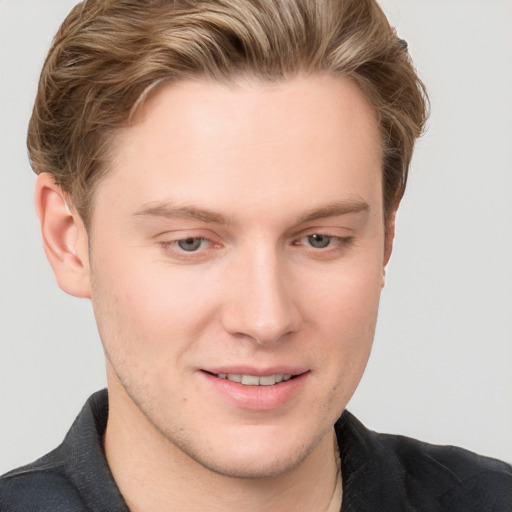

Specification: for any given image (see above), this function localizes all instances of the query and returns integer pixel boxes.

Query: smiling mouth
[205,372,298,386]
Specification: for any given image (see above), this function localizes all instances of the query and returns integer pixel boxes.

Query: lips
[211,372,294,386]
[200,368,309,410]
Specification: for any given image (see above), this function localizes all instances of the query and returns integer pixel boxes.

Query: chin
[183,442,312,480]
[166,421,327,480]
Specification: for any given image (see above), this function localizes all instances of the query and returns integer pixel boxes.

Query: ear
[382,210,397,286]
[34,173,91,298]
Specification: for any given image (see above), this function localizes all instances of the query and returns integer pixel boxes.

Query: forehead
[95,75,383,224]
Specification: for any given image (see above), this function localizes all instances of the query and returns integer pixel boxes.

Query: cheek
[305,263,382,377]
[89,247,219,363]
[304,257,383,327]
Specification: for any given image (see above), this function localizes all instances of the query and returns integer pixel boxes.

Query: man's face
[86,75,387,478]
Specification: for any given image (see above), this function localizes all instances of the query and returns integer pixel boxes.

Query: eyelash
[159,234,353,260]
[294,234,353,251]
[159,237,212,256]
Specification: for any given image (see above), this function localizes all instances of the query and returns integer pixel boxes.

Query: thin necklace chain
[326,433,343,512]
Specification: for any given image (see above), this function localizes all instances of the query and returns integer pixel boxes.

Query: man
[1,0,511,510]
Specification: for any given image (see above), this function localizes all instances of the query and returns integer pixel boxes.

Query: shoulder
[378,430,512,509]
[1,390,127,512]
[337,411,512,511]
[0,450,86,512]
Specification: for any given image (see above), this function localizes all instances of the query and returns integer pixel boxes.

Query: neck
[104,380,342,512]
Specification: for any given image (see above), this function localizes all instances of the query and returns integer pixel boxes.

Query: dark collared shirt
[1,390,511,511]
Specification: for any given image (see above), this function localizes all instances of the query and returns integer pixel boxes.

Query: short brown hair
[28,0,428,227]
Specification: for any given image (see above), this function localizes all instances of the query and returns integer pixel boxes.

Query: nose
[221,246,303,346]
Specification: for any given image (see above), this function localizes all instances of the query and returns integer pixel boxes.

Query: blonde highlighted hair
[28,0,428,226]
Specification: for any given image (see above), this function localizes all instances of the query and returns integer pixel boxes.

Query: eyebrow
[134,204,232,224]
[296,198,370,224]
[134,197,369,225]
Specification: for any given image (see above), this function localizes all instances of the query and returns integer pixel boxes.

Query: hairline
[82,71,391,232]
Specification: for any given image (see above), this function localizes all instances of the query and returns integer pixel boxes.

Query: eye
[176,237,207,252]
[306,234,333,249]
[292,233,353,255]
[159,235,221,261]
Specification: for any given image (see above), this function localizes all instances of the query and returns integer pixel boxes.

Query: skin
[36,75,394,511]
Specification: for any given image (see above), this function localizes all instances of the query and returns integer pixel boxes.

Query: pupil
[178,238,202,251]
[308,234,331,248]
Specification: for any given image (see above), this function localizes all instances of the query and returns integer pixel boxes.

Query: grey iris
[177,238,202,251]
[308,234,331,248]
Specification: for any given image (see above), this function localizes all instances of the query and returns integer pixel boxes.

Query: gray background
[1,0,511,472]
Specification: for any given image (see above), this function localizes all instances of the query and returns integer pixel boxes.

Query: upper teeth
[216,373,292,386]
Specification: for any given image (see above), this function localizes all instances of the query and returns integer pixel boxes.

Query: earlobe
[34,173,91,298]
